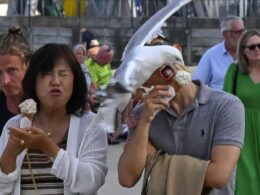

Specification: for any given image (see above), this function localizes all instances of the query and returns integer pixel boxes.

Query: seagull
[89,0,192,133]
[114,45,184,92]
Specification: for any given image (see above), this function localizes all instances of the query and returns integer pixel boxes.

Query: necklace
[26,152,39,195]
[25,130,52,194]
[47,132,52,137]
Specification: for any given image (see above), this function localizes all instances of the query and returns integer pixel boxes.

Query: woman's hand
[0,127,48,174]
[8,126,59,158]
[140,85,174,122]
[8,126,50,150]
[0,136,24,174]
[5,133,25,157]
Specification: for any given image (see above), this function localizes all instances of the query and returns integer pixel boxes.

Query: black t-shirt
[0,92,15,135]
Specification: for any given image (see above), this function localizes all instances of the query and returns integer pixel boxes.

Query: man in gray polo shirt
[118,65,245,195]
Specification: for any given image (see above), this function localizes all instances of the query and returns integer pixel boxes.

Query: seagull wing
[122,0,192,59]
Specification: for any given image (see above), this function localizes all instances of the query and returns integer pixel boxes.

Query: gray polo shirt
[130,81,245,195]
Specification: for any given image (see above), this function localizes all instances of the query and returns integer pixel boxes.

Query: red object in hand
[160,64,174,80]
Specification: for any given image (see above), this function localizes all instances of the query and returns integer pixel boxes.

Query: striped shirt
[21,132,68,195]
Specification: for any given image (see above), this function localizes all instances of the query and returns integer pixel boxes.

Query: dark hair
[22,43,87,115]
[0,25,31,66]
[81,29,94,50]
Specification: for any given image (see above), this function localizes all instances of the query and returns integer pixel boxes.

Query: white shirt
[0,112,108,195]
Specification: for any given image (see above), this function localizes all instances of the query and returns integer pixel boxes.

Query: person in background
[81,27,95,51]
[125,87,146,130]
[0,25,31,134]
[73,43,93,87]
[223,30,260,195]
[36,0,63,16]
[87,39,100,58]
[118,60,245,194]
[0,43,107,194]
[7,0,62,16]
[73,43,97,111]
[149,32,170,46]
[85,44,119,143]
[85,44,114,89]
[192,15,245,90]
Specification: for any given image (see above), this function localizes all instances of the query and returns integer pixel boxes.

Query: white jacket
[0,112,108,195]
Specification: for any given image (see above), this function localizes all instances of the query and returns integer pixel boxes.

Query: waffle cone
[22,113,34,121]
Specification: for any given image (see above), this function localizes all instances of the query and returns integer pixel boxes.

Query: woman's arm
[0,116,25,194]
[0,140,22,174]
[0,117,23,174]
[50,115,108,194]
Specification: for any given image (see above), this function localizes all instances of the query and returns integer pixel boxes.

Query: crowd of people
[0,13,259,195]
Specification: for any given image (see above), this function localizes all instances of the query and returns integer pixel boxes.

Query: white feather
[92,0,191,133]
[115,45,183,92]
[122,0,192,59]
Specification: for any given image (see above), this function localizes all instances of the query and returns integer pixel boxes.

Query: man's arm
[204,94,245,188]
[118,85,171,187]
[204,145,240,188]
[118,118,151,187]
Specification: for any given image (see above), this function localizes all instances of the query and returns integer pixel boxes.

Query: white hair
[90,39,100,47]
[73,44,86,55]
[220,15,244,33]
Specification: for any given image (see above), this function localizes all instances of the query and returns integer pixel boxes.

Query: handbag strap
[141,150,164,195]
[232,65,239,95]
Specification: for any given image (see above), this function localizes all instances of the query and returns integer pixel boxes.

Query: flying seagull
[90,0,192,133]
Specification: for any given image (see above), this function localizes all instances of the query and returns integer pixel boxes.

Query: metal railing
[4,0,260,18]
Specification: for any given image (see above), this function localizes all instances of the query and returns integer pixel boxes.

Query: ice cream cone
[19,99,37,128]
[21,113,34,122]
[174,70,191,86]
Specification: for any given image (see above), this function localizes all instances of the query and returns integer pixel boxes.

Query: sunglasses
[244,43,260,51]
[227,29,244,34]
[160,65,174,80]
[152,41,171,46]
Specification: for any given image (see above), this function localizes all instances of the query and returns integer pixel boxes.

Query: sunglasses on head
[160,65,174,80]
[244,43,260,51]
[152,41,171,46]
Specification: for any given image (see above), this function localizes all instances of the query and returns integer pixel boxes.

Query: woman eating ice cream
[0,43,108,195]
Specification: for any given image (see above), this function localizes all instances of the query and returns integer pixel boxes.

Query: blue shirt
[192,41,234,90]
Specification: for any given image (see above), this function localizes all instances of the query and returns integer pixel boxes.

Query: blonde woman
[224,30,260,195]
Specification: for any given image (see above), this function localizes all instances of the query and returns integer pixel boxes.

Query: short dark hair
[22,43,87,115]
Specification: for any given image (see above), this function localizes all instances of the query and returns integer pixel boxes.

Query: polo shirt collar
[221,41,230,56]
[194,80,211,105]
